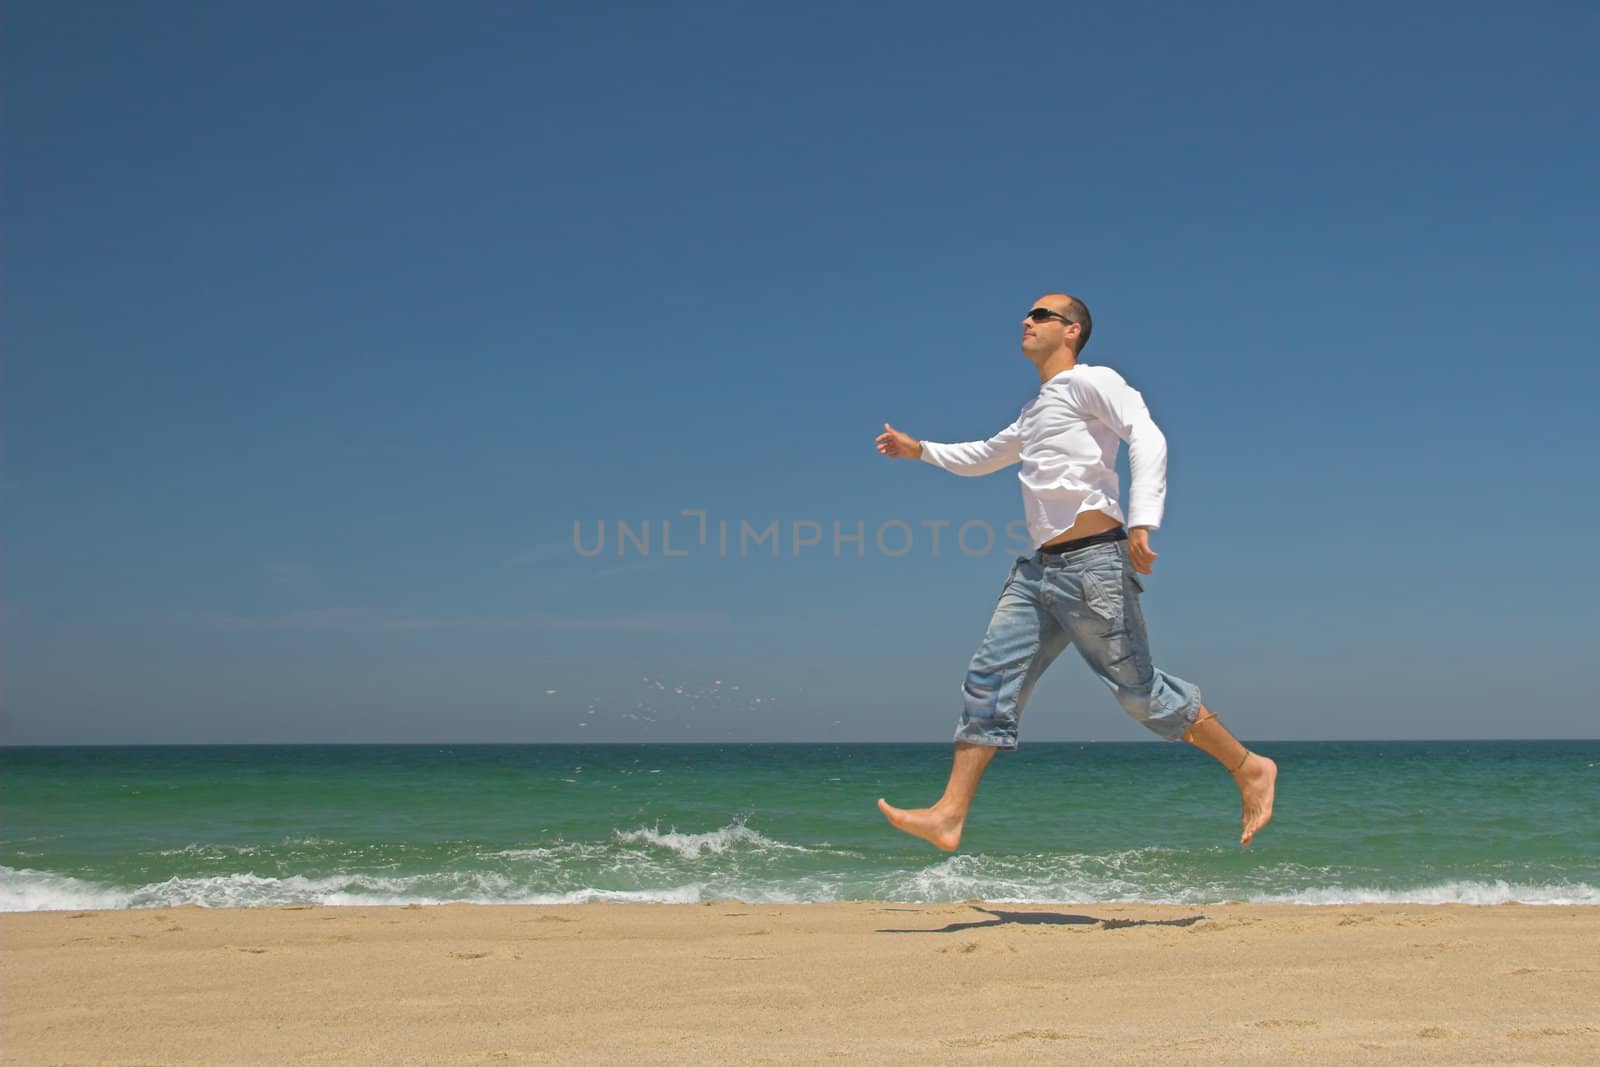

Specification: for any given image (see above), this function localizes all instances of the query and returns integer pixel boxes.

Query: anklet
[1232,751,1251,773]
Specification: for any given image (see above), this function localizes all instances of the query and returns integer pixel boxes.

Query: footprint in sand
[1509,1026,1600,1039]
[944,1029,1082,1048]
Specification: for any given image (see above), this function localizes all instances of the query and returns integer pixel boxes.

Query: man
[874,293,1277,849]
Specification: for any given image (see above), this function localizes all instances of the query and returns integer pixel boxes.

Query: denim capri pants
[955,541,1202,748]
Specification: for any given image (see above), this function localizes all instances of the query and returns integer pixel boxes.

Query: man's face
[1020,294,1079,359]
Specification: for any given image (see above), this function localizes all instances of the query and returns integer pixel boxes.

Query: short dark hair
[1062,295,1093,354]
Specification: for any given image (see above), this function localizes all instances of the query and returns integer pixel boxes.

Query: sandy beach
[3,903,1597,1064]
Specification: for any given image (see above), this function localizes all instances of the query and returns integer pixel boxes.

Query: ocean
[2,742,1596,911]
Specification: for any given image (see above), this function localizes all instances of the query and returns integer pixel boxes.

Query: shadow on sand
[876,906,1207,934]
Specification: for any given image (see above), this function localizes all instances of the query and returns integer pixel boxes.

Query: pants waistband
[1037,527,1127,555]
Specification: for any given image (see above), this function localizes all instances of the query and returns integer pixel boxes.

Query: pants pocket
[1078,568,1121,621]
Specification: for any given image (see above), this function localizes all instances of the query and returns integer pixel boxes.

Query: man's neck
[1034,349,1078,383]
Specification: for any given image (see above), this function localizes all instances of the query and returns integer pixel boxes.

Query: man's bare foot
[1235,754,1277,846]
[877,798,964,851]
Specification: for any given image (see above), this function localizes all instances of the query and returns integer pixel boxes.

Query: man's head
[1020,293,1093,366]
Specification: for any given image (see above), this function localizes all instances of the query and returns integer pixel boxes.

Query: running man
[874,293,1277,848]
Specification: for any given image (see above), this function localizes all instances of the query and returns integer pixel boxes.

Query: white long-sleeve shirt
[919,364,1168,548]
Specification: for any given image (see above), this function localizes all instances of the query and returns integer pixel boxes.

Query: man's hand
[875,422,923,460]
[1128,527,1158,575]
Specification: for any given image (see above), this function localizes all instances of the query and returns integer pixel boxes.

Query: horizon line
[3,737,1597,749]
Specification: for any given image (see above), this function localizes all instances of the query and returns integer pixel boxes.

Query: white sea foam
[612,820,820,859]
[4,862,1595,911]
[155,843,263,858]
[481,847,562,860]
[0,867,135,912]
[515,885,709,905]
[153,836,336,859]
[1254,881,1600,907]
[0,865,786,910]
[488,824,859,865]
[480,842,612,862]
[867,853,1600,908]
[874,851,1189,905]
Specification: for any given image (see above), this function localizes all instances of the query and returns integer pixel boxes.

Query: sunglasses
[1025,307,1077,325]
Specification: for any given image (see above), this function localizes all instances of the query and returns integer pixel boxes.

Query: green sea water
[2,742,1596,910]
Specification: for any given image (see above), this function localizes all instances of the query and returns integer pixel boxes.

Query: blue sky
[4,1,1597,744]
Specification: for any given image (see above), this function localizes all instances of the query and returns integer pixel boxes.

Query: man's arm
[1073,373,1167,574]
[876,421,1022,476]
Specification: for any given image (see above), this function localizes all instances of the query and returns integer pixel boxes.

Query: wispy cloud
[170,607,727,634]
